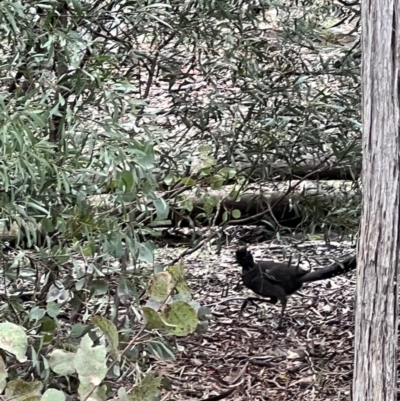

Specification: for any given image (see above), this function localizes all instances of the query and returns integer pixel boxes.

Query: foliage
[0,0,361,399]
[143,261,211,336]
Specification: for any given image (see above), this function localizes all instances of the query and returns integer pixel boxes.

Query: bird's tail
[299,256,356,283]
[235,247,256,271]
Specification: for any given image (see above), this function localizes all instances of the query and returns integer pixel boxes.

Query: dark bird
[235,246,356,327]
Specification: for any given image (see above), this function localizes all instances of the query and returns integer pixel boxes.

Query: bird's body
[235,246,356,326]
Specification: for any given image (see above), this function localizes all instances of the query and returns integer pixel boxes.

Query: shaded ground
[155,240,355,401]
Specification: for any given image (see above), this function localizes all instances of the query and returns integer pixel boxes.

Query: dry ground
[155,239,356,401]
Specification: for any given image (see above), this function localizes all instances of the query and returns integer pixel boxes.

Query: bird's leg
[277,298,287,328]
[240,297,278,318]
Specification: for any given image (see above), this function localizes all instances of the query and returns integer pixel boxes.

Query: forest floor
[154,236,355,401]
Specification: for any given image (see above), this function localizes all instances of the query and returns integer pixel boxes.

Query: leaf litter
[153,234,356,401]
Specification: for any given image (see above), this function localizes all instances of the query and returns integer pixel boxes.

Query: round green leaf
[232,209,241,219]
[142,307,175,331]
[48,349,76,376]
[0,322,28,362]
[131,373,161,401]
[161,301,198,337]
[41,388,66,401]
[148,272,173,302]
[74,335,107,386]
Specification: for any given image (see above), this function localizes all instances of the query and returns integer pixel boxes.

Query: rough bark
[231,161,361,181]
[156,160,361,190]
[185,187,357,227]
[353,3,400,401]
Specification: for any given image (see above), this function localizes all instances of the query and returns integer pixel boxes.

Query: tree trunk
[353,2,400,401]
[156,160,361,190]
